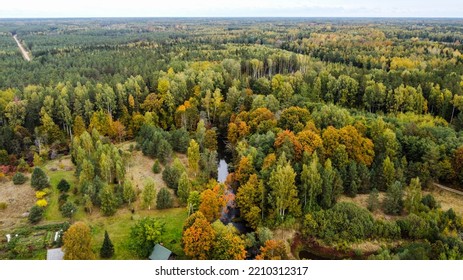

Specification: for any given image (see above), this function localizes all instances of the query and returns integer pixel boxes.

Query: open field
[0,150,188,259]
[0,177,36,231]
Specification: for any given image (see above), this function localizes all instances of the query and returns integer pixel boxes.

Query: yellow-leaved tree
[63,222,95,260]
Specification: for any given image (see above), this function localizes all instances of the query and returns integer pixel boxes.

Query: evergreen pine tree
[100,230,115,259]
[31,167,50,190]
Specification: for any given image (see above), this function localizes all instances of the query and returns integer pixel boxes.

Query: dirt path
[433,182,463,196]
[13,34,31,61]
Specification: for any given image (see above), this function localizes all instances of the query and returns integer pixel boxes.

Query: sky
[0,0,462,18]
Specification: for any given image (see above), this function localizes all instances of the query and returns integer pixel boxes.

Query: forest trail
[13,34,31,61]
[433,182,463,196]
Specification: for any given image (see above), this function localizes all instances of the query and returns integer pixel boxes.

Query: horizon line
[1,16,463,20]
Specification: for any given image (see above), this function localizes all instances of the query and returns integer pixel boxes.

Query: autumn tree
[278,106,310,133]
[72,115,86,137]
[301,152,322,212]
[182,214,216,260]
[122,180,136,206]
[274,130,303,162]
[268,154,300,220]
[199,185,227,222]
[322,125,374,166]
[236,174,264,229]
[380,156,395,191]
[405,177,422,214]
[187,139,200,176]
[227,120,250,145]
[129,218,165,258]
[204,129,218,151]
[235,156,255,186]
[177,172,191,206]
[99,184,118,216]
[142,180,157,210]
[210,221,246,260]
[63,222,95,260]
[248,107,277,133]
[111,120,126,142]
[255,240,289,260]
[297,129,323,156]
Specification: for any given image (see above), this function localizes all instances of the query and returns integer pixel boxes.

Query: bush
[156,188,173,209]
[35,191,47,199]
[367,189,380,212]
[59,193,69,203]
[17,158,30,172]
[152,160,161,174]
[12,172,27,185]
[57,179,71,193]
[36,199,48,207]
[60,201,77,218]
[162,166,180,190]
[303,202,375,243]
[421,194,438,210]
[31,167,49,190]
[28,205,44,224]
[0,202,7,210]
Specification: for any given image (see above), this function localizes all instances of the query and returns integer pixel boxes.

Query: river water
[217,159,228,183]
[216,138,249,234]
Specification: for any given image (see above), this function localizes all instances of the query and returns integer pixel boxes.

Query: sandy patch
[0,178,36,230]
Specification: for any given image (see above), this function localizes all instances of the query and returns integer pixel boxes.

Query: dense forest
[1,18,463,260]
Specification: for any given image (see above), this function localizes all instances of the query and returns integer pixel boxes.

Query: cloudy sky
[1,0,462,18]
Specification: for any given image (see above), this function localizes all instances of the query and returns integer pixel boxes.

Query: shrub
[28,205,44,224]
[12,172,28,185]
[156,188,173,209]
[36,199,48,207]
[367,189,380,212]
[0,202,7,210]
[31,167,49,190]
[17,158,30,172]
[162,166,179,190]
[303,202,375,243]
[57,179,71,193]
[58,193,69,206]
[421,194,438,210]
[60,201,77,218]
[152,160,161,174]
[35,191,47,199]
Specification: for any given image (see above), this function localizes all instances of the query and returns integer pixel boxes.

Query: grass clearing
[85,208,187,259]
[1,150,189,259]
[43,169,79,222]
[426,186,463,216]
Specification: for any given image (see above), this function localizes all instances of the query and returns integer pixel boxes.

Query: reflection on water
[217,159,228,183]
[299,250,329,260]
